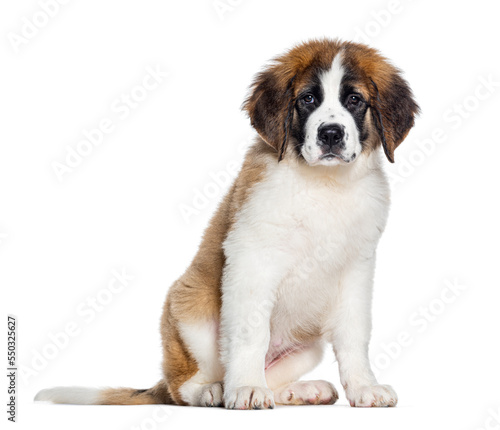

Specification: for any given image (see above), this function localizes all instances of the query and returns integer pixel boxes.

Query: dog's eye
[302,94,315,105]
[347,94,362,107]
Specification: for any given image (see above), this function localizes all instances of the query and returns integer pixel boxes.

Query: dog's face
[294,53,367,166]
[244,39,419,164]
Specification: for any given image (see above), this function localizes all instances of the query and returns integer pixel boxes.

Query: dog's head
[243,39,419,165]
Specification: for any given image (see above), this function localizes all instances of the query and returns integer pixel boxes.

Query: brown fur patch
[243,39,343,153]
[338,42,420,161]
[98,380,171,405]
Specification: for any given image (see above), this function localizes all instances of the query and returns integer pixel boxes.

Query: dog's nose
[318,124,345,147]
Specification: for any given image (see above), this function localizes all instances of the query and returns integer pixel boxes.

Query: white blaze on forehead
[318,53,346,118]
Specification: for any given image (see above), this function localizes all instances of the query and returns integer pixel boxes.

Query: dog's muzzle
[317,123,349,161]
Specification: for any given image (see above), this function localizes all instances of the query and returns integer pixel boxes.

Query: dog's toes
[347,384,398,407]
[224,386,275,410]
[274,380,338,406]
[200,382,223,407]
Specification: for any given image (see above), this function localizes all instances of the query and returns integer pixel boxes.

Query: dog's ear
[243,67,296,161]
[369,71,419,163]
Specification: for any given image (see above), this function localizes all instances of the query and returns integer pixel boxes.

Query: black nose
[318,124,345,147]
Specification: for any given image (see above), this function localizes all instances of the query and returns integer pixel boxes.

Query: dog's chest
[241,162,389,350]
[245,163,389,262]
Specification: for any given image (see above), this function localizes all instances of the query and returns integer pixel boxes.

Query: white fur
[301,53,362,166]
[178,321,224,406]
[219,143,393,407]
[34,387,100,404]
[179,320,223,382]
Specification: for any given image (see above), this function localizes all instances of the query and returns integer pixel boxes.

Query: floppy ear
[369,72,419,163]
[243,68,297,161]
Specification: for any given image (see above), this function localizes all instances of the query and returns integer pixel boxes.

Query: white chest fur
[221,150,390,371]
[228,151,390,274]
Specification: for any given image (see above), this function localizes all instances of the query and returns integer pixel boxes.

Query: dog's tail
[34,380,173,405]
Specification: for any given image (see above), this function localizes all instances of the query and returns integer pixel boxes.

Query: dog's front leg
[220,235,292,410]
[328,255,398,407]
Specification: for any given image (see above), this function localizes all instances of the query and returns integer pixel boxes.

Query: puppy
[36,38,419,409]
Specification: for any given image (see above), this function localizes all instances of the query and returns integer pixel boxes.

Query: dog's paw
[346,384,398,407]
[200,382,223,407]
[224,386,275,410]
[274,380,338,405]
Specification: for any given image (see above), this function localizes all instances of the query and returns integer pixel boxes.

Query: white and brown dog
[36,39,419,409]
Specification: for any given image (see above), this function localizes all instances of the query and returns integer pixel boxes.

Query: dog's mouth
[319,152,351,163]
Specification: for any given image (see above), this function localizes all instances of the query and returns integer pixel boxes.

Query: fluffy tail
[34,380,173,405]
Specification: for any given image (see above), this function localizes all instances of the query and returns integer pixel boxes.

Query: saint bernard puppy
[36,39,419,409]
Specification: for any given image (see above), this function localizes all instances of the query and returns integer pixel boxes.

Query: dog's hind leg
[161,281,224,407]
[174,319,224,407]
[265,342,338,406]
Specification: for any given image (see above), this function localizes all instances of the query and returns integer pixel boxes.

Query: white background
[1,0,500,429]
